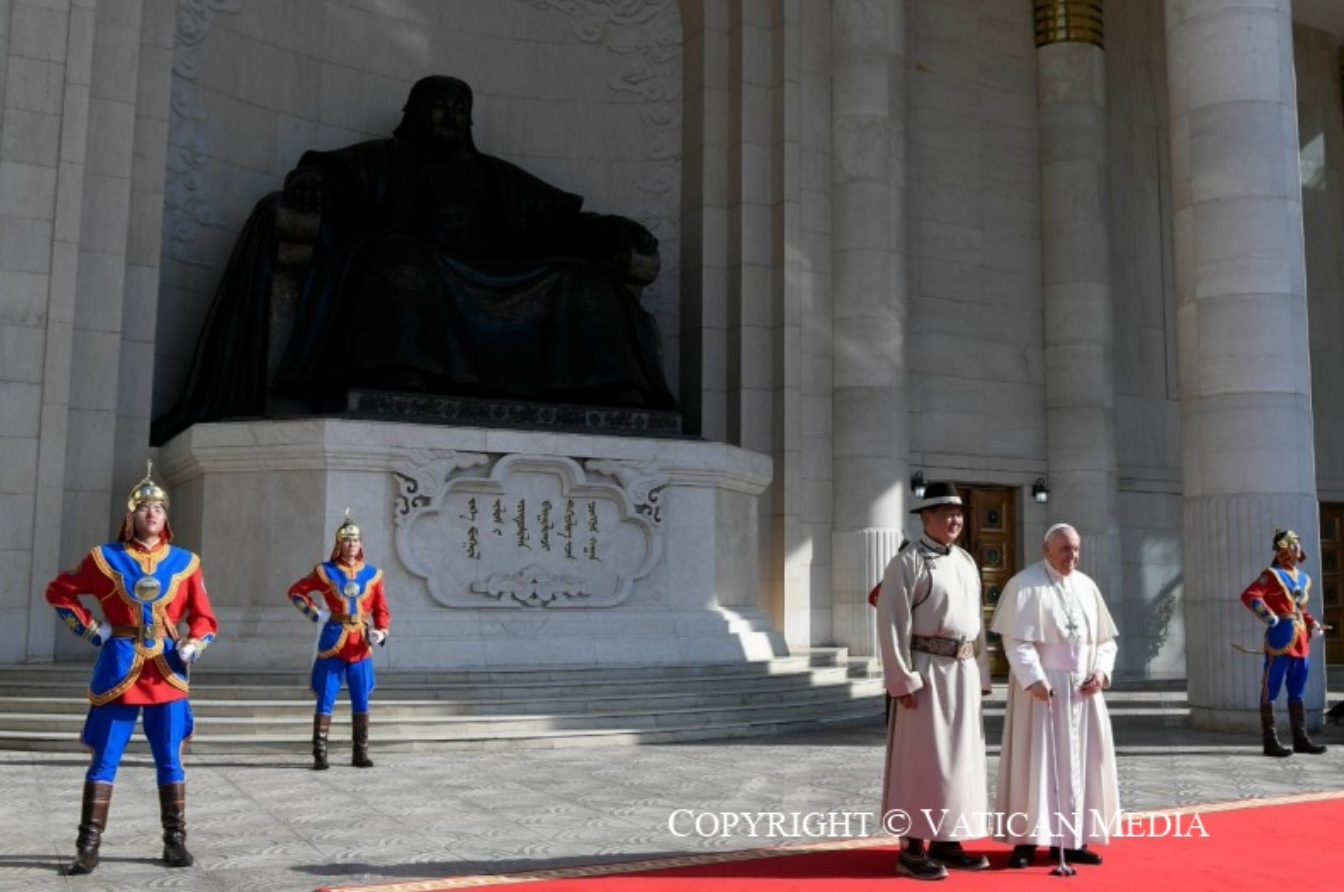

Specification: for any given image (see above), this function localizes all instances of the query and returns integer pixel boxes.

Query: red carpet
[321,791,1344,892]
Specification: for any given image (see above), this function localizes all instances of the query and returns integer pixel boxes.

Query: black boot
[1261,703,1291,757]
[352,713,373,768]
[1009,844,1036,869]
[66,781,112,875]
[158,783,193,867]
[312,714,331,770]
[1289,701,1327,754]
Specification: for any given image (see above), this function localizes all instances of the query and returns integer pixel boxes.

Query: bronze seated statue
[152,75,676,445]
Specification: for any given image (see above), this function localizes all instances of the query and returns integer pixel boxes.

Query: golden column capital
[1034,0,1103,49]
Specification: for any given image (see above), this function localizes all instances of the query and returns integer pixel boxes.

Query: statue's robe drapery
[272,139,674,410]
[152,137,675,445]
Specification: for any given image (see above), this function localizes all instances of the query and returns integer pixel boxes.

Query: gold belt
[910,634,975,660]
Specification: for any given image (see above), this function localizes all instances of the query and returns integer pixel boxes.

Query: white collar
[919,535,953,556]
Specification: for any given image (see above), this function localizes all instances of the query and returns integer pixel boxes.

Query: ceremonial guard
[288,510,391,769]
[44,462,218,875]
[1240,528,1327,757]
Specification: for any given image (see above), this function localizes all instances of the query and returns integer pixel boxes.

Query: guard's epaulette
[897,538,913,553]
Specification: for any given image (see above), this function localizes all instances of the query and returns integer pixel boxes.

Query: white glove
[96,622,111,644]
[368,629,387,647]
[178,642,201,664]
[1311,624,1325,638]
[315,607,331,624]
[1265,614,1279,627]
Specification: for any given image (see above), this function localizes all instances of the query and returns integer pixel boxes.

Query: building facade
[3,0,1342,730]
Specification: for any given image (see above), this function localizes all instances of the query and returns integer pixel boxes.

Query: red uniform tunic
[45,539,218,705]
[1240,565,1319,659]
[288,559,390,663]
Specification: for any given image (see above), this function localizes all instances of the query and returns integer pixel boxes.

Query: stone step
[0,651,885,752]
[0,705,887,752]
[0,677,881,723]
[0,649,850,687]
[0,663,862,702]
[0,693,885,752]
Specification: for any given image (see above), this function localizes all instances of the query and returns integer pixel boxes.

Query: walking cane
[1045,691,1076,878]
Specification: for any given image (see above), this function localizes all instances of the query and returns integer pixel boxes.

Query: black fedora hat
[910,481,964,514]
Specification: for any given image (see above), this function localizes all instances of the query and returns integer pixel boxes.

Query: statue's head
[396,75,475,147]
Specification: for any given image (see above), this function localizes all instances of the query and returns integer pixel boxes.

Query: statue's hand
[283,170,326,214]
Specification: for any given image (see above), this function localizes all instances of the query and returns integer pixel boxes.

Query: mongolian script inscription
[393,454,664,608]
[458,496,603,563]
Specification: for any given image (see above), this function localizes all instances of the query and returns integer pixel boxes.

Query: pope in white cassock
[991,523,1121,870]
[877,482,991,881]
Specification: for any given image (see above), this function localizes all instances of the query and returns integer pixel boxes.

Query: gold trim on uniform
[88,653,147,706]
[86,548,200,701]
[314,563,383,659]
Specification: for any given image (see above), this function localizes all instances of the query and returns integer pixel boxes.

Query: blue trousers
[83,700,194,786]
[1260,655,1310,705]
[312,657,374,716]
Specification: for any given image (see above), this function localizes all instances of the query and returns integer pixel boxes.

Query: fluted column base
[832,528,904,657]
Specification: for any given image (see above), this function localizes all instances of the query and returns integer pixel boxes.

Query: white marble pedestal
[158,420,783,671]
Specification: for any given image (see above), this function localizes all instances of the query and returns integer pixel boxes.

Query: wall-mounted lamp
[1032,477,1050,504]
[910,471,927,499]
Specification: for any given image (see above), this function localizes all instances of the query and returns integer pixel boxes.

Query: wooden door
[959,485,1017,677]
[1317,503,1344,663]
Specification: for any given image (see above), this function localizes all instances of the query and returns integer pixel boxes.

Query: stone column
[3,0,100,663]
[830,0,908,657]
[1165,0,1323,731]
[1034,1,1123,610]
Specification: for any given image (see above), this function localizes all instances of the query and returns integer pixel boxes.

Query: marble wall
[1,0,178,664]
[1108,0,1184,676]
[1297,21,1344,502]
[905,0,1047,482]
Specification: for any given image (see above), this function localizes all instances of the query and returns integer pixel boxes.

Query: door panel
[1318,504,1343,663]
[959,485,1016,678]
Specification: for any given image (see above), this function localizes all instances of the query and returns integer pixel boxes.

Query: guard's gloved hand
[368,629,387,647]
[1265,614,1280,627]
[315,607,331,624]
[95,622,111,646]
[178,641,201,664]
[1311,624,1325,638]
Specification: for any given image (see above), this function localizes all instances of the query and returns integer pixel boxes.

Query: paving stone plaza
[3,679,1342,892]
